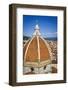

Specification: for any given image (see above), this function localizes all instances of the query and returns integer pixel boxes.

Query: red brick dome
[24,24,52,67]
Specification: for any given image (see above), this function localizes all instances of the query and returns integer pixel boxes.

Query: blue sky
[23,15,57,38]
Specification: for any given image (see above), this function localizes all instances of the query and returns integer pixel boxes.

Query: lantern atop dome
[33,24,41,36]
[35,24,40,30]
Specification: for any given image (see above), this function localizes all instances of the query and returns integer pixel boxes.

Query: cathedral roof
[24,24,52,67]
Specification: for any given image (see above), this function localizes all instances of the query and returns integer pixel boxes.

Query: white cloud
[46,32,57,35]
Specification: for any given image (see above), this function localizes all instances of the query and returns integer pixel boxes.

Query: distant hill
[23,36,31,40]
[23,36,57,41]
[44,37,57,41]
